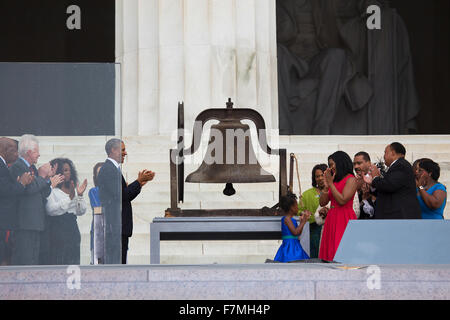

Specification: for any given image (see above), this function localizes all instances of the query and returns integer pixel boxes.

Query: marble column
[117,0,139,136]
[116,0,279,136]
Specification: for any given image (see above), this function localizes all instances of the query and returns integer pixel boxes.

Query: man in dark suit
[97,138,154,264]
[364,142,421,219]
[0,138,34,265]
[9,134,63,265]
[353,151,376,219]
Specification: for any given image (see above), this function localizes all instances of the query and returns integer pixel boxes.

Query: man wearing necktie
[9,134,63,265]
[363,142,421,219]
[0,137,34,265]
[97,138,155,264]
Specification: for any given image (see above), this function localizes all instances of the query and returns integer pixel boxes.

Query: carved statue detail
[277,0,420,135]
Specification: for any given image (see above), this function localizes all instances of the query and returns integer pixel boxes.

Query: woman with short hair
[416,159,447,219]
[298,163,328,258]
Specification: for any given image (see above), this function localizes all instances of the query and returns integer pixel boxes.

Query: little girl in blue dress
[274,193,310,262]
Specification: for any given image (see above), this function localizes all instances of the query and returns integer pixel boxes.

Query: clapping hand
[76,179,88,196]
[138,169,155,186]
[319,207,329,218]
[300,210,311,223]
[360,181,371,200]
[369,165,381,178]
[50,174,65,188]
[324,168,335,187]
[363,173,373,185]
[415,176,420,188]
[417,173,427,188]
[18,172,33,186]
[363,165,381,185]
[143,170,155,181]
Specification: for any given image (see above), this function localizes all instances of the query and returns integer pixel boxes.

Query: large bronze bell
[167,98,288,217]
[185,117,276,185]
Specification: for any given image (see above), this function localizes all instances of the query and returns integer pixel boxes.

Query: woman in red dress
[319,151,357,262]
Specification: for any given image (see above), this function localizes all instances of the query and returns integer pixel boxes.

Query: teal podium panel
[334,220,450,264]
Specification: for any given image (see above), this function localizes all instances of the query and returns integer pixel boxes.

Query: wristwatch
[419,186,424,190]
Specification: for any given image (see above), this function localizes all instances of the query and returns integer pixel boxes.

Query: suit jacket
[121,175,141,237]
[0,160,26,230]
[372,157,421,219]
[97,159,141,237]
[9,158,52,231]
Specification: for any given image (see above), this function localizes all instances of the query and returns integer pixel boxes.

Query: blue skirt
[274,236,310,262]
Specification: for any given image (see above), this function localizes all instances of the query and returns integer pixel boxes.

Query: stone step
[128,236,280,255]
[130,235,280,264]
[36,160,450,183]
[29,135,450,157]
[123,170,450,186]
[31,167,450,200]
[35,159,450,180]
[36,142,450,162]
[156,254,277,264]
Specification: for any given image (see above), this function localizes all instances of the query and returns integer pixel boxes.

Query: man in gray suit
[10,135,63,265]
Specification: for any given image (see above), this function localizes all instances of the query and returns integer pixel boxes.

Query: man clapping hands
[97,138,155,264]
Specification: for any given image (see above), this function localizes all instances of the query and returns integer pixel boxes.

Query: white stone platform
[1,264,450,300]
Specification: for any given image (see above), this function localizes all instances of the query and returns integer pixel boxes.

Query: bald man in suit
[364,142,421,219]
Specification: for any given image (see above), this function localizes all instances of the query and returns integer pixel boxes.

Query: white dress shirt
[0,156,6,166]
[386,158,398,172]
[46,187,87,217]
[107,157,120,170]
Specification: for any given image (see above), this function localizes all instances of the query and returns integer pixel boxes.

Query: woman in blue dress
[274,193,310,262]
[416,159,447,219]
[88,162,104,264]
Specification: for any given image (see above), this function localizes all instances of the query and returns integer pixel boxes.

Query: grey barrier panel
[334,220,450,264]
[0,62,116,136]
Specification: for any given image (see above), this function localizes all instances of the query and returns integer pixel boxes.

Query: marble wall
[115,0,279,136]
